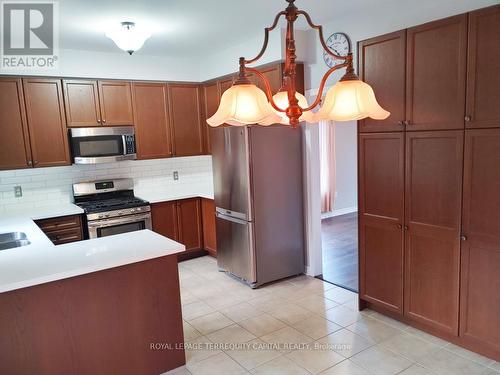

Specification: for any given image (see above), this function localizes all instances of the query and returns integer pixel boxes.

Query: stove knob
[104,214,110,218]
[131,208,136,213]
[98,214,103,219]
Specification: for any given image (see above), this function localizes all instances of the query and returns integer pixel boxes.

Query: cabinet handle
[33,160,39,166]
[102,119,106,124]
[404,120,411,126]
[397,121,404,126]
[464,115,471,122]
[461,234,467,241]
[27,160,33,166]
[397,224,402,229]
[97,119,101,124]
[404,225,409,231]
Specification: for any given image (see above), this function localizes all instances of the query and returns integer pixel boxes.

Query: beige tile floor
[164,256,500,375]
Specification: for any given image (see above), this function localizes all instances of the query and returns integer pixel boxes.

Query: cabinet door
[62,80,101,127]
[406,14,467,131]
[202,82,219,154]
[201,198,217,256]
[98,81,134,126]
[460,129,500,357]
[257,65,282,94]
[359,133,404,314]
[177,199,202,252]
[404,131,463,335]
[358,30,406,133]
[131,83,172,159]
[168,84,204,156]
[151,201,178,240]
[466,5,500,129]
[22,79,70,168]
[0,78,32,169]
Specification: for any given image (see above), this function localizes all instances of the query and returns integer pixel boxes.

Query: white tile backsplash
[0,156,213,212]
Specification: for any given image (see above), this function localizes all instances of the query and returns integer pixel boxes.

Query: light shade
[207,84,281,127]
[314,80,390,122]
[272,91,316,125]
[106,22,151,55]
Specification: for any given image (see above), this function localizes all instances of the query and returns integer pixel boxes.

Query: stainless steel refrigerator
[211,125,305,288]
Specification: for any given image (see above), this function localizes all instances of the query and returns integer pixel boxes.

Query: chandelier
[207,0,390,128]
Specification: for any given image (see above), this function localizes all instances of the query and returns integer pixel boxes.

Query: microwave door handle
[122,135,127,155]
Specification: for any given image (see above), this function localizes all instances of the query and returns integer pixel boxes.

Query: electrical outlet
[173,171,179,181]
[14,186,22,198]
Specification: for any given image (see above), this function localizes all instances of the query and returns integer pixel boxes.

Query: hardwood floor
[320,212,359,292]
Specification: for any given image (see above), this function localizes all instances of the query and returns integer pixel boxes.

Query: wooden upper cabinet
[202,82,219,154]
[460,129,500,358]
[466,5,500,128]
[177,198,202,252]
[63,80,134,127]
[98,81,134,126]
[0,78,31,170]
[62,80,101,127]
[358,133,405,315]
[406,14,467,131]
[22,78,70,168]
[151,201,179,241]
[131,83,172,159]
[358,30,406,132]
[404,130,463,335]
[168,84,204,157]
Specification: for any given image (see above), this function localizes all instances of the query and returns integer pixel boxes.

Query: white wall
[0,48,201,81]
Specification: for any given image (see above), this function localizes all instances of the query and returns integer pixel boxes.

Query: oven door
[70,127,136,164]
[87,213,152,239]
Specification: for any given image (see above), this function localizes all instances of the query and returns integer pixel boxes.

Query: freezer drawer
[216,212,256,284]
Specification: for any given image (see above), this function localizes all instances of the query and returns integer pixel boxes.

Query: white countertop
[136,191,214,204]
[0,203,185,294]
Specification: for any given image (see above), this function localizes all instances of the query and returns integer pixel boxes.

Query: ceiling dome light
[314,79,390,122]
[105,21,151,55]
[272,91,315,125]
[207,84,281,127]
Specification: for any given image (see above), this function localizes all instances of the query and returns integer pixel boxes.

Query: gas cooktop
[76,197,149,214]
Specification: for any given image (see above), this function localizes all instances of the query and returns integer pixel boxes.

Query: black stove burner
[77,197,149,214]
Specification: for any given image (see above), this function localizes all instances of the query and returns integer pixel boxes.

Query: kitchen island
[0,205,186,375]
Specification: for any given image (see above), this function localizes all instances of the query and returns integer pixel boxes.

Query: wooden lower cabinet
[404,130,463,335]
[358,133,405,314]
[201,198,217,257]
[460,129,500,359]
[151,201,178,240]
[177,199,203,252]
[35,215,83,245]
[151,198,204,259]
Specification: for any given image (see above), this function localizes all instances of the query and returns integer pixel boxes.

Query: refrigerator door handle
[216,211,248,225]
[216,207,248,221]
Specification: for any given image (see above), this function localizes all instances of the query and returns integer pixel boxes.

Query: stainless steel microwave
[69,126,137,164]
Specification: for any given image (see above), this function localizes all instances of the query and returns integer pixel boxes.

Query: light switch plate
[14,186,22,197]
[173,171,179,180]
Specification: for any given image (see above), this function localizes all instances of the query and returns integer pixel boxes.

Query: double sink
[0,232,31,250]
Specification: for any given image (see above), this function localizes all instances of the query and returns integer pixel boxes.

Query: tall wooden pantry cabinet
[357,4,500,361]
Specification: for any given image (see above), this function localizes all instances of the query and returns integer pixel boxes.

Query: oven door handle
[87,213,152,228]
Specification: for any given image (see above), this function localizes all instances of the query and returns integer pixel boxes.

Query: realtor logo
[1,1,59,69]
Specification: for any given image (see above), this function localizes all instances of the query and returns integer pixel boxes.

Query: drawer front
[36,215,82,232]
[46,227,83,245]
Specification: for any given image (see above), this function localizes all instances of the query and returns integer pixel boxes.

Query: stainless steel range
[72,178,151,239]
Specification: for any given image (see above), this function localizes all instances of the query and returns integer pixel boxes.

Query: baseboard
[321,206,357,219]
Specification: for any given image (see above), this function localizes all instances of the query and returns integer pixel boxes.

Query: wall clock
[323,32,352,68]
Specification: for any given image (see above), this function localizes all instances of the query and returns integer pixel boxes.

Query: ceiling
[59,0,390,57]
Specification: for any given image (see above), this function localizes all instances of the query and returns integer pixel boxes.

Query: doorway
[317,120,359,292]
